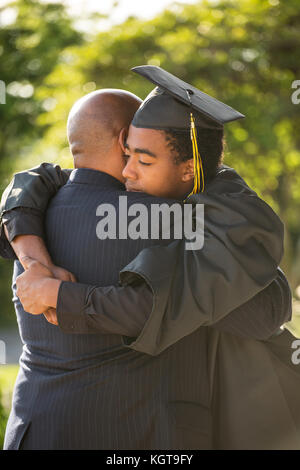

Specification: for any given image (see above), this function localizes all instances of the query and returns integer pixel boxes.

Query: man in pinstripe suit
[2,89,291,449]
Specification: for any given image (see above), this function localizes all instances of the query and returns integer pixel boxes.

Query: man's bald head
[67,89,142,164]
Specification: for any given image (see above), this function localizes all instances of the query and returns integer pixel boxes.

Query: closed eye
[123,153,152,165]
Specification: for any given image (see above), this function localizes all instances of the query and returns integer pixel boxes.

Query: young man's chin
[125,185,142,192]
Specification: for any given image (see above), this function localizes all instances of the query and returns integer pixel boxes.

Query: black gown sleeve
[0,163,71,258]
[0,208,44,259]
[1,163,70,214]
[56,279,153,337]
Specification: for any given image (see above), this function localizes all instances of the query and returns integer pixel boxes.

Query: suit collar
[68,168,125,190]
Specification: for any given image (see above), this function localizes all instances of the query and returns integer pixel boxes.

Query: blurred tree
[0,0,82,190]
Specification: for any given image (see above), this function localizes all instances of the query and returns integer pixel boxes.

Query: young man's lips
[125,184,141,192]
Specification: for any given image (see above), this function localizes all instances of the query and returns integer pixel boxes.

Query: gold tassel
[186,112,205,199]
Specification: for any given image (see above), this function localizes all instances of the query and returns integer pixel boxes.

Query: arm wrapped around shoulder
[0,162,71,216]
[0,163,71,259]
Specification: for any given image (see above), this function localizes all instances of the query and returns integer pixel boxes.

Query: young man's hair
[164,128,224,184]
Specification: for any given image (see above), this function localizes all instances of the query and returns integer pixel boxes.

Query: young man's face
[122,125,193,199]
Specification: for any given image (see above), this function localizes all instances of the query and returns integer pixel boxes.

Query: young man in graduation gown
[0,67,297,449]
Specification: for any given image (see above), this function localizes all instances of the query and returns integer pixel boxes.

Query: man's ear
[181,158,194,182]
[118,128,128,153]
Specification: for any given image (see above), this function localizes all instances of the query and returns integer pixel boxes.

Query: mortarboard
[131,65,245,195]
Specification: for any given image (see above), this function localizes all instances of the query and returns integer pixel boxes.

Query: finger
[63,271,76,282]
[44,308,58,325]
[47,307,56,315]
[44,312,56,325]
[20,255,36,271]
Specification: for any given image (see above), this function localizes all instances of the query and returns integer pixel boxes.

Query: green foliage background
[0,365,19,448]
[0,0,300,328]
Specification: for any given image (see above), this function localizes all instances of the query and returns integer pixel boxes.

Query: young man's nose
[122,158,138,180]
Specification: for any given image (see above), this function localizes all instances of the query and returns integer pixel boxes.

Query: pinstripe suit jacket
[4,169,213,450]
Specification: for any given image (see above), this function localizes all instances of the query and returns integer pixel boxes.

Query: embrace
[1,66,300,450]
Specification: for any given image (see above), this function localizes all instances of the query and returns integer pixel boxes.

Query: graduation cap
[131,65,245,196]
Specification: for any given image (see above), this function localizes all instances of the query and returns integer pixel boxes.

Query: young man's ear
[181,158,194,182]
[118,128,128,153]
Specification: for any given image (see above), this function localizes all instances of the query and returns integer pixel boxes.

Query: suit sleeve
[0,163,70,258]
[1,163,70,214]
[55,268,291,341]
